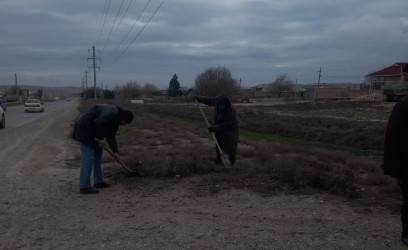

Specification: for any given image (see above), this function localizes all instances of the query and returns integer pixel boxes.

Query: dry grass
[128,101,392,151]
[76,99,400,210]
[352,91,386,102]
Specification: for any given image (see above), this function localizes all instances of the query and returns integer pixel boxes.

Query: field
[3,98,403,249]
[78,99,400,211]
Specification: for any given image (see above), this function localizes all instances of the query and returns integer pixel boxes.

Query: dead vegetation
[125,101,392,151]
[352,91,386,103]
[77,100,400,211]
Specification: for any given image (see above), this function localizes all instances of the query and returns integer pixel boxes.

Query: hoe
[195,99,232,168]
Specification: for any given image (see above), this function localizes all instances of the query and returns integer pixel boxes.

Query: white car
[24,99,44,113]
[0,106,4,128]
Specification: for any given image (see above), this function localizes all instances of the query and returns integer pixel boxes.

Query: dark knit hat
[121,110,134,123]
[216,95,228,105]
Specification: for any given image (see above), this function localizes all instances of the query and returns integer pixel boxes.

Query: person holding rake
[73,104,133,194]
[193,94,239,166]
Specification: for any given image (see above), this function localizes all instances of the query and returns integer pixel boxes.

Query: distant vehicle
[0,100,6,111]
[24,99,44,113]
[66,97,73,101]
[0,106,5,128]
[383,83,408,102]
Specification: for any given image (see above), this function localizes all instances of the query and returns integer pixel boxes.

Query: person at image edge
[384,95,408,245]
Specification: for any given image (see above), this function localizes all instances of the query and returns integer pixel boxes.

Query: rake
[96,139,137,174]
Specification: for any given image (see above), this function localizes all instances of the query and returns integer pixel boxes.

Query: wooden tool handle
[195,99,224,154]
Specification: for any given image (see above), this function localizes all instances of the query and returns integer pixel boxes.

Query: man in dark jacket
[384,96,408,245]
[73,104,133,194]
[193,94,239,165]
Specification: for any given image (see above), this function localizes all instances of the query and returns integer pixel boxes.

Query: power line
[102,0,125,53]
[111,0,134,40]
[317,67,363,81]
[116,0,166,60]
[96,0,112,46]
[113,0,152,55]
[95,0,108,44]
[322,75,363,78]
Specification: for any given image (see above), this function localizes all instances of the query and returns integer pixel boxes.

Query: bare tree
[193,66,239,96]
[122,81,142,99]
[268,74,294,97]
[82,87,102,99]
[143,83,158,98]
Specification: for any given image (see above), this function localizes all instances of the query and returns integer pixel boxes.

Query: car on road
[0,99,6,111]
[24,99,44,113]
[0,106,5,128]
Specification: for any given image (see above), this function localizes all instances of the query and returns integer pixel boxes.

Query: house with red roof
[365,62,407,89]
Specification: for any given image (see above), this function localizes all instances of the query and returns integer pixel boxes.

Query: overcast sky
[0,0,407,89]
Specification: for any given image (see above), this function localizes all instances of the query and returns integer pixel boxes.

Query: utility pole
[317,67,322,86]
[88,46,100,100]
[84,70,88,88]
[15,73,20,102]
[81,77,85,92]
[294,78,297,102]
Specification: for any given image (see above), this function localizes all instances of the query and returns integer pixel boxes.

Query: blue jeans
[79,143,104,189]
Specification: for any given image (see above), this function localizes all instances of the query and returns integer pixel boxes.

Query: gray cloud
[0,0,407,89]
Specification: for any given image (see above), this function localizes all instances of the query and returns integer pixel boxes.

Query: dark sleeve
[196,96,217,106]
[106,134,118,153]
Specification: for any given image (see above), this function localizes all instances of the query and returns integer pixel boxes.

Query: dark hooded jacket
[383,96,408,180]
[73,104,124,153]
[195,95,239,156]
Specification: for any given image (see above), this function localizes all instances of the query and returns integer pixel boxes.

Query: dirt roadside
[0,103,406,250]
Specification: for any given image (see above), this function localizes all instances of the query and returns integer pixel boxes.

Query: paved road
[0,99,78,132]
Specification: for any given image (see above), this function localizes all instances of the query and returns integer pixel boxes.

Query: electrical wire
[113,0,152,55]
[116,0,166,60]
[94,0,108,45]
[111,0,134,40]
[102,0,125,53]
[96,0,112,47]
[322,75,363,78]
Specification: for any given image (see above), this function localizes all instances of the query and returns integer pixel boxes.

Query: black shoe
[80,187,99,194]
[94,182,110,189]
